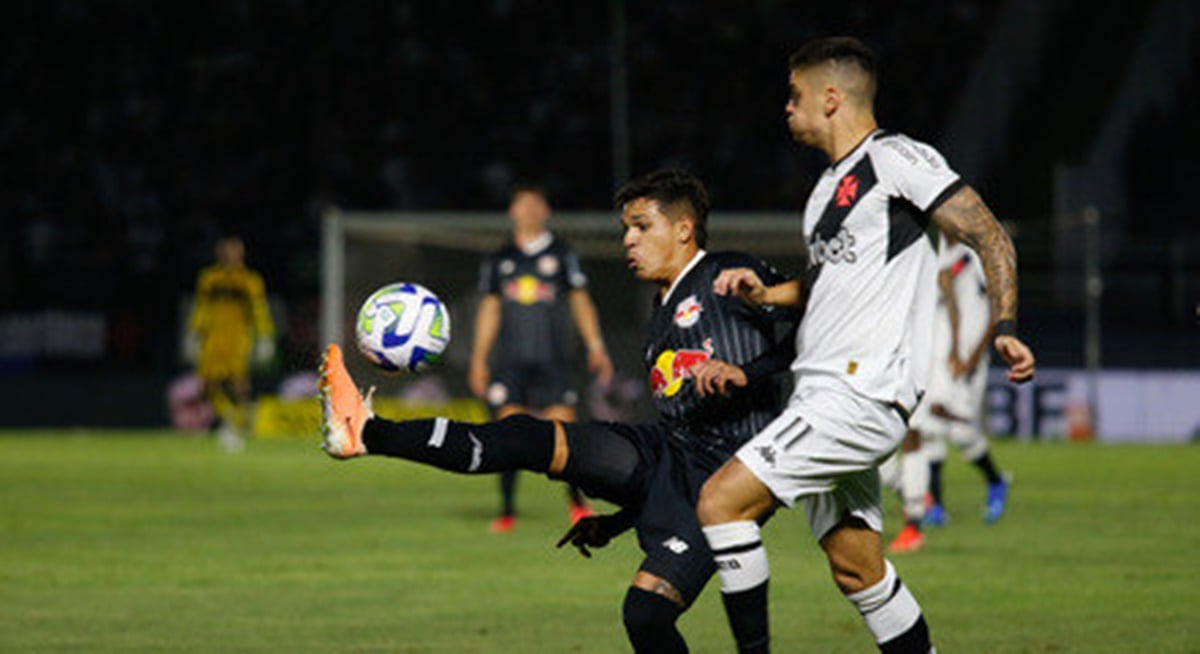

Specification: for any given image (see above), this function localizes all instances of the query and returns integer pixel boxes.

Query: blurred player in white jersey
[920,232,1010,525]
[691,37,1035,653]
[883,231,1011,553]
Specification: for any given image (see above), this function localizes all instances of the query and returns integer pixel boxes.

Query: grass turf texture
[1,433,1197,653]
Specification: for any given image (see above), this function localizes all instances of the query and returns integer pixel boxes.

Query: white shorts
[736,385,906,540]
[921,356,988,424]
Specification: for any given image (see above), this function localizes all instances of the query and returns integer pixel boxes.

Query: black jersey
[478,235,587,366]
[644,251,792,460]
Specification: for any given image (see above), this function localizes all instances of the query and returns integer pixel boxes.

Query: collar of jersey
[828,128,884,172]
[660,249,707,306]
[517,231,554,255]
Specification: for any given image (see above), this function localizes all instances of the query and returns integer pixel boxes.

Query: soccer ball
[355,282,451,373]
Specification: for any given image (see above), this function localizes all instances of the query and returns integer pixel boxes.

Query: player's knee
[696,477,730,526]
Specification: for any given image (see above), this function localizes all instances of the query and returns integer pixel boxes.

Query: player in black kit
[319,170,796,653]
[469,183,613,532]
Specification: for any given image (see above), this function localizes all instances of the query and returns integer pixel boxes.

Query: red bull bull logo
[503,275,556,305]
[649,348,711,398]
[673,294,703,328]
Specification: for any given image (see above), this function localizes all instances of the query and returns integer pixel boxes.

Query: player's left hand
[556,515,614,558]
[994,335,1035,383]
[589,348,615,386]
[690,359,748,398]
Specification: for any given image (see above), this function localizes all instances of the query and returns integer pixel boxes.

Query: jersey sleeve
[477,254,500,295]
[562,244,588,289]
[877,136,963,212]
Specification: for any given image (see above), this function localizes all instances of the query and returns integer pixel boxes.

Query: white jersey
[919,233,991,421]
[935,234,991,363]
[792,130,962,412]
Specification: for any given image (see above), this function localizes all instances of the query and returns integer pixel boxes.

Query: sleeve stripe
[926,178,966,213]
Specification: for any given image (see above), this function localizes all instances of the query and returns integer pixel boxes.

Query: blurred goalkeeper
[185,236,275,451]
[319,170,796,652]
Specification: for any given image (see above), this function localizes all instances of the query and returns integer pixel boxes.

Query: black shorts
[563,421,726,607]
[488,363,578,410]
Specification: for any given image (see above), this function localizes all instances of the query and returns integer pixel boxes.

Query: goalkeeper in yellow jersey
[185,236,275,450]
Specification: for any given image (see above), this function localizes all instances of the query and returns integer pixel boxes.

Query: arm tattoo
[931,186,1018,327]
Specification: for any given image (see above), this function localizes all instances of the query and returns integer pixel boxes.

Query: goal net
[321,208,805,420]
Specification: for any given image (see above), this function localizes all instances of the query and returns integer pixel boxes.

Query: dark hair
[614,169,710,248]
[509,181,549,204]
[788,36,876,80]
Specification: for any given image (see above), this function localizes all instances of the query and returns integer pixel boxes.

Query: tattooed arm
[931,185,1035,383]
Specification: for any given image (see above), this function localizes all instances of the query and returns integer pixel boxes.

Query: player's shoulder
[705,250,766,270]
[868,130,950,173]
[705,251,787,282]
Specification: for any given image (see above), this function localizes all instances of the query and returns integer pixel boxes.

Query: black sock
[971,453,1003,485]
[722,582,770,654]
[623,587,688,653]
[499,470,518,516]
[362,414,554,474]
[928,461,944,506]
[879,614,931,653]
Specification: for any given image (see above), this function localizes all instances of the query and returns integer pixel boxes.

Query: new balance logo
[467,432,483,472]
[662,537,690,554]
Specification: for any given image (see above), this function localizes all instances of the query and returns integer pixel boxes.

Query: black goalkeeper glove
[556,509,636,558]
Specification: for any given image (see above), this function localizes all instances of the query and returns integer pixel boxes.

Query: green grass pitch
[2,432,1197,652]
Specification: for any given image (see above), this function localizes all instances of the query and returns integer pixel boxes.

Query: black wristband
[994,319,1017,337]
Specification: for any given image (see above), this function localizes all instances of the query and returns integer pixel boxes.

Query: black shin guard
[362,414,554,474]
[623,587,688,654]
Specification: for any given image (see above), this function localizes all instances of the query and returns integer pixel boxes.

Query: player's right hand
[468,360,489,398]
[994,335,1035,383]
[556,515,614,558]
[691,359,748,397]
[713,268,767,306]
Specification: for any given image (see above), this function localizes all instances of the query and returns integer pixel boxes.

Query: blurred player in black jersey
[469,183,613,532]
[319,169,798,653]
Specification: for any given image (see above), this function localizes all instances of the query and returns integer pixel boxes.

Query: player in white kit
[882,232,1011,553]
[687,37,1035,653]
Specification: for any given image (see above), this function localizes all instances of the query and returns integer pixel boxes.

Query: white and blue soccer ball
[355,282,451,373]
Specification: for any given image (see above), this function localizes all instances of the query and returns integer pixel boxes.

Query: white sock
[702,521,769,592]
[844,560,923,645]
[900,449,929,521]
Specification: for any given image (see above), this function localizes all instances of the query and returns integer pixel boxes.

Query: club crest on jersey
[650,348,710,398]
[836,173,861,208]
[537,254,559,276]
[673,294,703,328]
[811,227,857,265]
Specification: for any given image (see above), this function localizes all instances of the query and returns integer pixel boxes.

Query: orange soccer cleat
[318,343,373,459]
[887,524,926,554]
